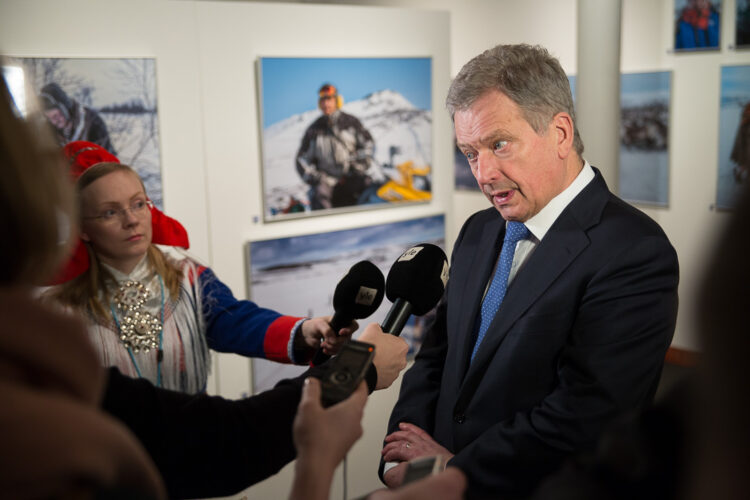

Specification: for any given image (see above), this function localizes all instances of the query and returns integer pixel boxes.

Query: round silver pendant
[114,280,150,312]
[119,310,163,353]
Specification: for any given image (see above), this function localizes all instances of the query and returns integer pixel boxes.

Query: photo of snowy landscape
[258,57,432,220]
[247,214,445,394]
[619,71,671,206]
[5,57,163,207]
[716,65,750,210]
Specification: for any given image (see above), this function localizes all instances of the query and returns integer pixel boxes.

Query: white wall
[3,0,750,498]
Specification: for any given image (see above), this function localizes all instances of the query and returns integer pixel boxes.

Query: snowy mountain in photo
[261,89,432,215]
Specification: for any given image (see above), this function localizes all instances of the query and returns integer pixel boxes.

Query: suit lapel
[455,215,505,379]
[458,170,611,396]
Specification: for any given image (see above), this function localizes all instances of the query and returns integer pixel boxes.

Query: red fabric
[150,203,189,248]
[51,141,190,285]
[682,7,710,30]
[262,316,305,363]
[63,141,120,178]
[49,240,90,285]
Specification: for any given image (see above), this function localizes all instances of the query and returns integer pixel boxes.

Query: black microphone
[311,260,385,365]
[381,243,449,336]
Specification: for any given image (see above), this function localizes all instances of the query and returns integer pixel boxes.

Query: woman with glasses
[47,142,354,393]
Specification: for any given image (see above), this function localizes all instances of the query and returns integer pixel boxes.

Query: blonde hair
[0,80,77,286]
[49,162,182,322]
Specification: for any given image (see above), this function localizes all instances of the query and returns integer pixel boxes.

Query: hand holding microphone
[311,260,385,365]
[352,243,447,389]
[381,243,449,336]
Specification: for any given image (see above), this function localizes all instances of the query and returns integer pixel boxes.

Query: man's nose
[474,151,500,184]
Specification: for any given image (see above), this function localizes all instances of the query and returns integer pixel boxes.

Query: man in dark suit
[380,44,679,499]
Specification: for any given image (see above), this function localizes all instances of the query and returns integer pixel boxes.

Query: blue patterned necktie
[471,221,530,362]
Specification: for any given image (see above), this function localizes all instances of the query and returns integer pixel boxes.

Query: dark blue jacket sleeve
[199,267,305,363]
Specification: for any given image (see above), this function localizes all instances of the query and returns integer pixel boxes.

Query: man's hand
[357,323,408,390]
[382,423,454,480]
[371,467,466,500]
[300,316,357,355]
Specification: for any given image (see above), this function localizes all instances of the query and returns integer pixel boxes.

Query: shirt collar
[102,254,151,283]
[523,160,594,242]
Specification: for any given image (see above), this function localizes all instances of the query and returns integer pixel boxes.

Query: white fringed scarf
[86,253,211,394]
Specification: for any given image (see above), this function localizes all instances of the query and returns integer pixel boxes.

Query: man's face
[44,107,68,131]
[454,90,569,222]
[319,95,337,116]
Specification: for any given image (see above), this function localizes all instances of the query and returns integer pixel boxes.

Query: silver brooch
[113,280,162,353]
[114,280,149,312]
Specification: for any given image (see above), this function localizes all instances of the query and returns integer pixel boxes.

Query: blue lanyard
[110,275,166,387]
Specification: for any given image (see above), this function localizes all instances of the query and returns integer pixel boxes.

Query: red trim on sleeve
[189,265,208,285]
[263,316,305,363]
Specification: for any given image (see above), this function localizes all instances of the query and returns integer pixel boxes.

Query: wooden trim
[664,346,700,367]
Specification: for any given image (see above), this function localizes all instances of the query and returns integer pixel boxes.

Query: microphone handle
[311,346,332,366]
[310,311,353,366]
[380,297,413,336]
[329,311,353,333]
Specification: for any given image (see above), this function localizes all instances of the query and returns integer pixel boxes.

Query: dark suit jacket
[104,363,378,499]
[383,169,679,499]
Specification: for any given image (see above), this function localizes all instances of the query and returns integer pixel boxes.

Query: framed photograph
[454,130,477,191]
[737,0,750,48]
[674,0,721,52]
[619,71,671,207]
[258,56,432,221]
[716,65,750,210]
[247,214,445,394]
[3,57,163,207]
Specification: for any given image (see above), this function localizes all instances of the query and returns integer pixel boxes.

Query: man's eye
[464,151,476,161]
[493,140,508,151]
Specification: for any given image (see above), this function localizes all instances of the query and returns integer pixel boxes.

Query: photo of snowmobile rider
[39,82,117,155]
[295,83,379,210]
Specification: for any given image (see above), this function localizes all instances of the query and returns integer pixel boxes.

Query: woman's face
[79,169,153,274]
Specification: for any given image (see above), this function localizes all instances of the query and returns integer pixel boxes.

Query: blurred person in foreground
[0,74,409,499]
[0,71,164,500]
[380,43,679,499]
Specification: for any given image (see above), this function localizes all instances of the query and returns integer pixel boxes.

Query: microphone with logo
[311,260,385,366]
[381,243,449,336]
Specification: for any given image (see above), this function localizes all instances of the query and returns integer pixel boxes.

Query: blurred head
[446,44,583,157]
[44,107,69,130]
[0,78,76,286]
[318,83,342,116]
[78,163,153,274]
[40,82,73,132]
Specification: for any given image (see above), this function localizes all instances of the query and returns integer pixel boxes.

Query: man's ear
[80,231,91,242]
[552,112,574,159]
